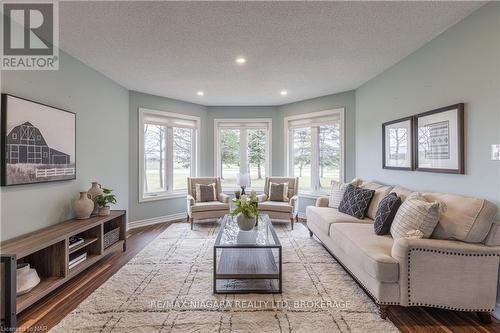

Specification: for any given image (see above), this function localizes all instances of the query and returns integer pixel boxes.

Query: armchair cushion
[258,201,293,213]
[218,193,230,203]
[191,201,229,213]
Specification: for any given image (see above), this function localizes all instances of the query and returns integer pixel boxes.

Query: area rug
[51,222,399,332]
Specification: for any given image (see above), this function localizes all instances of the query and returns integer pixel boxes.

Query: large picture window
[215,119,272,190]
[139,108,199,202]
[285,109,344,195]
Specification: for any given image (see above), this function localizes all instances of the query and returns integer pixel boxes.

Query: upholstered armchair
[187,177,230,230]
[257,177,299,229]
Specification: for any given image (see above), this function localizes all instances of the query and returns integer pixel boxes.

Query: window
[215,119,271,190]
[285,109,344,195]
[139,108,199,202]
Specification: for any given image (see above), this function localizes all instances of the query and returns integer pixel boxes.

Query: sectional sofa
[306,181,500,322]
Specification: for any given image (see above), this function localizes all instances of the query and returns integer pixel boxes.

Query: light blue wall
[0,50,130,241]
[356,2,499,207]
[128,91,208,222]
[278,91,356,213]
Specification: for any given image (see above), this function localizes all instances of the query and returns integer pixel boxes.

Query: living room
[0,1,499,332]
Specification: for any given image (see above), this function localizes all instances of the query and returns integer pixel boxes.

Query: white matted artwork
[415,104,464,174]
[382,117,413,170]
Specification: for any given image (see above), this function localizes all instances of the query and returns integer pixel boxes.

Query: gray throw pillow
[269,182,288,201]
[195,183,216,202]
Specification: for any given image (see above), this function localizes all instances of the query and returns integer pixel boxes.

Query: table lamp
[236,172,251,195]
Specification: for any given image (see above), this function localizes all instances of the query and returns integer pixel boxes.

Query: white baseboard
[129,213,186,229]
[492,303,500,320]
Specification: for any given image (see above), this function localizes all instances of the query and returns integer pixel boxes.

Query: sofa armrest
[257,194,267,202]
[392,237,500,309]
[218,193,230,203]
[289,195,299,216]
[315,196,329,207]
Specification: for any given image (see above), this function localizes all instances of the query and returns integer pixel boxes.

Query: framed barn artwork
[382,116,414,170]
[414,103,464,174]
[1,94,76,186]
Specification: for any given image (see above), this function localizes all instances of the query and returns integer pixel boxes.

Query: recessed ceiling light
[235,57,246,64]
[280,90,288,96]
[197,91,204,96]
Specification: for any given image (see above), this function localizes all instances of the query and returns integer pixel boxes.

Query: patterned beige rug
[51,222,399,332]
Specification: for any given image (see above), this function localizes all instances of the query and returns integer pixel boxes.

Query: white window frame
[139,108,200,202]
[284,108,345,197]
[214,118,272,191]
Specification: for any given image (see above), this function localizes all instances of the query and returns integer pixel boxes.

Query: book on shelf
[69,252,87,269]
[69,236,84,249]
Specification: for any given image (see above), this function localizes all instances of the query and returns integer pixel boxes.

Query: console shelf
[0,210,127,329]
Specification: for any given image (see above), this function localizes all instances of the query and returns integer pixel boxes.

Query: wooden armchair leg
[190,217,194,230]
[186,214,190,223]
[290,217,294,230]
[379,305,389,320]
[477,312,492,324]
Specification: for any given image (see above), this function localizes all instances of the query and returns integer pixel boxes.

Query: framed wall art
[414,103,464,174]
[1,94,76,186]
[382,116,414,170]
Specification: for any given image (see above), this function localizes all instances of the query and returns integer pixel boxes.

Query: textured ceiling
[59,1,484,106]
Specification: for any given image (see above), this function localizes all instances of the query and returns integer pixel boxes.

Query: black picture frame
[1,93,77,186]
[413,103,465,174]
[382,116,414,171]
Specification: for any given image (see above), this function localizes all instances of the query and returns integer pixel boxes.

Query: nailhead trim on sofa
[407,248,499,311]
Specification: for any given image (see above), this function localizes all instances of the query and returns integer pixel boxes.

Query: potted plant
[234,190,241,199]
[95,188,117,216]
[230,195,258,231]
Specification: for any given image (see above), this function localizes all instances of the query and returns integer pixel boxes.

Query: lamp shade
[236,173,251,187]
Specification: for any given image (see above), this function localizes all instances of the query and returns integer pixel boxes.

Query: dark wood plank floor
[16,221,500,333]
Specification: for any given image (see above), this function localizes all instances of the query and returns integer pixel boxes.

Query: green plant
[95,188,117,208]
[234,190,241,199]
[230,195,258,219]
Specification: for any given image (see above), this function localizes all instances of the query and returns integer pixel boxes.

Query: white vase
[236,214,256,231]
[73,191,94,219]
[16,263,40,296]
[87,182,104,215]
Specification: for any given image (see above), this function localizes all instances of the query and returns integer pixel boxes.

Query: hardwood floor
[16,221,500,333]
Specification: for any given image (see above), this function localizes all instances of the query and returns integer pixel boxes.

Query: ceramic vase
[73,191,94,219]
[16,263,40,296]
[87,182,104,215]
[98,206,111,216]
[236,214,256,231]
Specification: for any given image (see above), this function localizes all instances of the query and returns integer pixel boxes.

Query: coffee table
[213,214,282,294]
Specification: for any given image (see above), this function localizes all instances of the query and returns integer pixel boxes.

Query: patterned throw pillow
[328,178,363,209]
[269,182,289,201]
[195,183,217,202]
[374,193,401,235]
[390,193,446,239]
[338,184,375,219]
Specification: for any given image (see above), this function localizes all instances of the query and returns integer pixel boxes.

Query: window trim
[139,107,200,203]
[214,118,272,191]
[283,108,345,196]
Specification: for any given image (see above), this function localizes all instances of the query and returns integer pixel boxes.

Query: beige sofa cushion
[360,182,393,220]
[306,206,372,235]
[329,223,399,283]
[423,192,498,243]
[390,186,413,202]
[191,201,229,213]
[258,201,293,213]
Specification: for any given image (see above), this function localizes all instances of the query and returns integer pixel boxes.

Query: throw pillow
[374,193,401,235]
[269,182,289,201]
[328,178,363,209]
[338,184,375,219]
[390,192,447,239]
[195,183,217,202]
